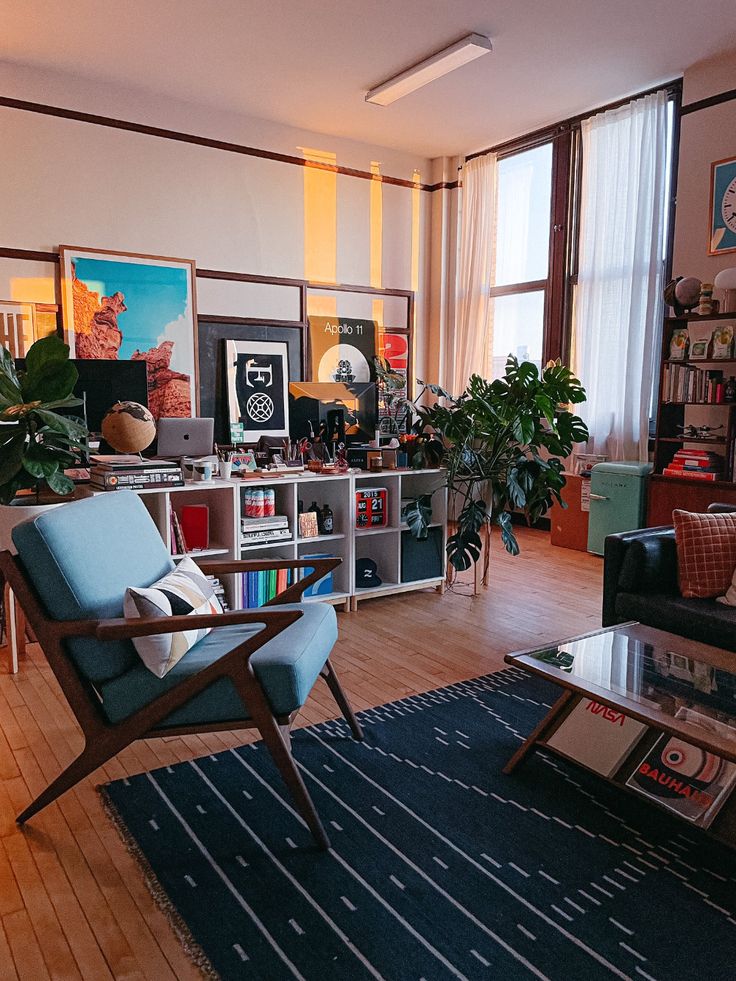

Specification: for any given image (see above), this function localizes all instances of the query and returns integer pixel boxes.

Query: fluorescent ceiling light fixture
[365,33,492,107]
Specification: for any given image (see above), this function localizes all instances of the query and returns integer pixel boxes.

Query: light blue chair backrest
[13,491,174,684]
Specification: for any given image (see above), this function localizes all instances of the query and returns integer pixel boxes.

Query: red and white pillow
[672,509,736,600]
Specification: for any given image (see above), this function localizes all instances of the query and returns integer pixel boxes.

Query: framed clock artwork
[709,155,736,255]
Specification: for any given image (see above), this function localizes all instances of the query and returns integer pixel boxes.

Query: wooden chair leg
[233,665,330,850]
[321,659,364,741]
[17,742,111,824]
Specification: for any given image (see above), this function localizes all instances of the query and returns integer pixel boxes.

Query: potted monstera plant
[401,357,588,579]
[0,335,88,505]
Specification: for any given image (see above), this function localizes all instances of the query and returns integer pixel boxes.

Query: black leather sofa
[603,523,736,653]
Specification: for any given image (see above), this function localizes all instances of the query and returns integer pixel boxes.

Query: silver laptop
[156,417,214,459]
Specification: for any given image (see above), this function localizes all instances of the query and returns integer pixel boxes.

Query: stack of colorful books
[662,449,724,481]
[89,455,184,491]
[242,568,294,608]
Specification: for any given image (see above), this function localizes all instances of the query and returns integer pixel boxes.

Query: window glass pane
[489,290,545,380]
[494,143,553,286]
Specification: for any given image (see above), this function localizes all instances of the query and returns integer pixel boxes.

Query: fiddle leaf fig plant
[402,356,588,571]
[0,335,87,504]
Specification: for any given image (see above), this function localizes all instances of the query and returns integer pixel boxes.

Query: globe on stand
[101,401,157,454]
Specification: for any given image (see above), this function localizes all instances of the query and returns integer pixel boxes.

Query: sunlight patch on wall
[9,276,56,304]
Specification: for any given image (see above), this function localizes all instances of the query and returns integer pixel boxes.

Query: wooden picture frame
[0,300,36,357]
[59,245,199,418]
[709,156,736,256]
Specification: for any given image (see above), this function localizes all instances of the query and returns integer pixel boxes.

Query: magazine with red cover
[625,708,736,827]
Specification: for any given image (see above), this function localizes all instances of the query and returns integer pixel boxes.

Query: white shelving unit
[114,469,446,613]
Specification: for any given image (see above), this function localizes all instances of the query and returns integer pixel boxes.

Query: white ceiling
[3,0,736,158]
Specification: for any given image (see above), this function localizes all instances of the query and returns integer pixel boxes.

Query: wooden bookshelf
[649,314,736,524]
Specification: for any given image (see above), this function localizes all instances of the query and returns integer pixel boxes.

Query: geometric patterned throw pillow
[673,509,736,599]
[123,556,223,677]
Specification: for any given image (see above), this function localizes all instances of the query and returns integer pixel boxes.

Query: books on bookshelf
[662,363,724,404]
[90,455,184,491]
[241,515,292,546]
[662,449,725,482]
[206,575,229,612]
[625,708,736,828]
[546,699,647,778]
[170,507,187,554]
[242,567,294,608]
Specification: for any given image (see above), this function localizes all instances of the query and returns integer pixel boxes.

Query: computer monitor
[288,381,377,443]
[15,358,149,434]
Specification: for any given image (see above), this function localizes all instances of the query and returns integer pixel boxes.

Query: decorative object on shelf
[100,400,156,453]
[677,424,725,439]
[668,326,689,360]
[697,282,715,317]
[663,276,701,316]
[308,316,376,384]
[713,323,734,359]
[373,354,410,434]
[298,511,319,539]
[355,557,382,589]
[355,487,388,529]
[726,377,736,404]
[321,502,334,534]
[689,326,714,361]
[714,268,736,314]
[0,335,88,504]
[402,358,588,576]
[709,155,736,255]
[59,245,198,419]
[225,339,289,443]
[300,553,335,597]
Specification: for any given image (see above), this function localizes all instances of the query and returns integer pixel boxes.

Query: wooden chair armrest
[53,608,302,641]
[199,557,341,605]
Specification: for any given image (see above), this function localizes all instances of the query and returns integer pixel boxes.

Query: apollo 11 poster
[225,339,290,442]
[308,316,376,383]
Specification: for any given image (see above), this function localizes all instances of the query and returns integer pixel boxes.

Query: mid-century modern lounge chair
[0,491,363,849]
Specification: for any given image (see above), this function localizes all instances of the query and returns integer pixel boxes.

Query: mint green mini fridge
[586,461,653,556]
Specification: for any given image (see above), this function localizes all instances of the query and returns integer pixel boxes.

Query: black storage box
[401,526,444,582]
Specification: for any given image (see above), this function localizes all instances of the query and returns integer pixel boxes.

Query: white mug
[193,461,213,482]
[219,461,233,480]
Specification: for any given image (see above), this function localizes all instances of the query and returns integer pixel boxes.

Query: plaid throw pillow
[673,509,736,599]
[123,556,223,677]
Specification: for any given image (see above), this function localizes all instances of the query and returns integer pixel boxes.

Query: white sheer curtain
[452,153,497,394]
[573,90,670,461]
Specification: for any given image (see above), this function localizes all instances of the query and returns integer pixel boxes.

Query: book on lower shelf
[625,708,736,828]
[662,449,725,481]
[546,698,648,778]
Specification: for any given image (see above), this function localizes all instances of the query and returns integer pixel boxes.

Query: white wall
[0,61,431,376]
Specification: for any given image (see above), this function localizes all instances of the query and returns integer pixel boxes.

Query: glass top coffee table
[504,622,736,840]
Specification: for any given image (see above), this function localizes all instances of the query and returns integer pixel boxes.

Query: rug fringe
[98,785,220,980]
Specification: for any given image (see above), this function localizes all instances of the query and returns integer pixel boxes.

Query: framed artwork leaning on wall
[59,245,198,418]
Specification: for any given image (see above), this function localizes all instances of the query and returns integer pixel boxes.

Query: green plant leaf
[45,467,74,497]
[33,409,88,439]
[0,430,27,484]
[22,359,78,403]
[446,529,482,571]
[496,511,520,556]
[402,494,433,540]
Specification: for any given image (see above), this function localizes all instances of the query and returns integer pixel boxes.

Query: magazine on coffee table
[626,707,736,827]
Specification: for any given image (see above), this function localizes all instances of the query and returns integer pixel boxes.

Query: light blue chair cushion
[98,602,338,725]
[12,491,174,683]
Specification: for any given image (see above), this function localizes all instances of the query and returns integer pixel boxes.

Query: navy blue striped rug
[101,668,736,980]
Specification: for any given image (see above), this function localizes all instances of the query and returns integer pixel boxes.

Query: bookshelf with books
[649,314,736,525]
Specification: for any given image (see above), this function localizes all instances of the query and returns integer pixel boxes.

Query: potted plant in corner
[401,357,589,582]
[0,335,88,508]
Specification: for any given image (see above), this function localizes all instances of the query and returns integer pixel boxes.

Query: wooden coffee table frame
[504,622,736,848]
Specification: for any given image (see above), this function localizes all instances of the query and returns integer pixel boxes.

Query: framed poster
[197,319,304,445]
[0,300,36,358]
[59,245,198,418]
[709,156,736,256]
[308,316,376,383]
[225,339,289,442]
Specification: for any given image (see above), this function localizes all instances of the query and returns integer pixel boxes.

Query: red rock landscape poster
[60,246,198,419]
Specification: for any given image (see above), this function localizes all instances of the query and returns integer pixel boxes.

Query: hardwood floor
[0,528,602,980]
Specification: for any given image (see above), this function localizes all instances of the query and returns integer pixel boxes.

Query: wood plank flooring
[0,529,602,980]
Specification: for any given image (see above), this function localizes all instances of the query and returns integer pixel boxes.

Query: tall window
[487,143,553,378]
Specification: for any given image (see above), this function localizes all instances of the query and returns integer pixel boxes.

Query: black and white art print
[225,340,289,442]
